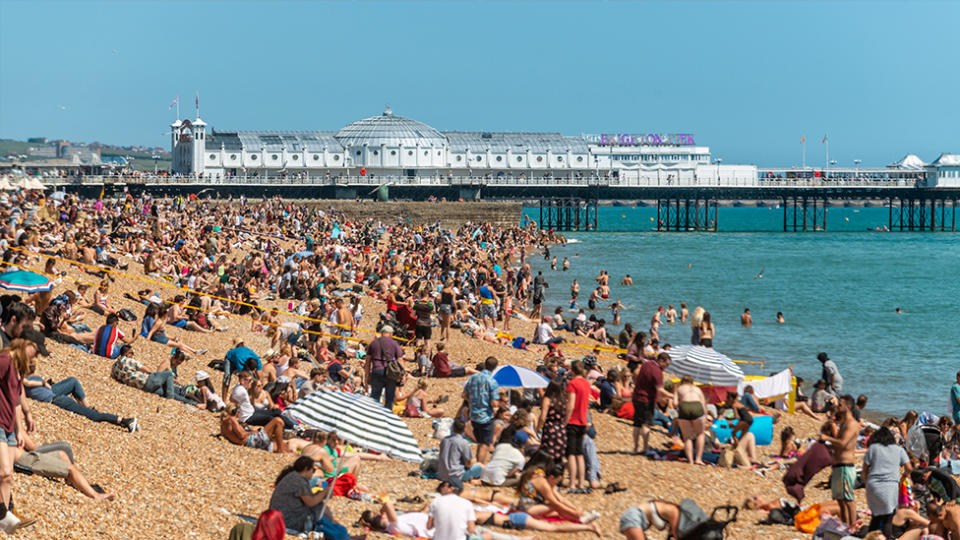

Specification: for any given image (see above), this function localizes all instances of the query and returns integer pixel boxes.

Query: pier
[38,173,960,232]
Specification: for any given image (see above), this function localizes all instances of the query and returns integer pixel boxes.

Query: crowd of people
[0,186,957,540]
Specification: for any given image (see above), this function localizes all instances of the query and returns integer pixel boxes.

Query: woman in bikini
[698,312,715,347]
[674,375,708,465]
[619,500,683,540]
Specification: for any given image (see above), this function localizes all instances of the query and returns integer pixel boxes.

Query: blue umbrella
[0,270,53,293]
[491,365,549,389]
[284,250,314,267]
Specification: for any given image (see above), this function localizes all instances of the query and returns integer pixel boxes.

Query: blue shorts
[507,512,529,530]
[151,333,170,345]
[172,320,188,328]
[619,506,649,532]
[1,430,16,446]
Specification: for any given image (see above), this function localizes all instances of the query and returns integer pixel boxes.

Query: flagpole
[176,96,180,122]
[802,138,806,169]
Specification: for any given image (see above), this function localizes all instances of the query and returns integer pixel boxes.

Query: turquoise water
[524,206,960,417]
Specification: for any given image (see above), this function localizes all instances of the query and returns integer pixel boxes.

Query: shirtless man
[620,274,633,286]
[740,308,753,327]
[818,395,859,527]
[595,270,609,287]
[927,501,960,540]
[680,302,689,323]
[334,297,355,352]
[665,304,677,324]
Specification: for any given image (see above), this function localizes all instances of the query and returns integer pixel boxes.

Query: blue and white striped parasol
[285,390,422,463]
[491,365,550,389]
[665,345,744,386]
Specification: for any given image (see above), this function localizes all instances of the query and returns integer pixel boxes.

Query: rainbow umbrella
[0,270,53,293]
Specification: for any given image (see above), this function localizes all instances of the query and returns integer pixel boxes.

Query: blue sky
[1,0,957,166]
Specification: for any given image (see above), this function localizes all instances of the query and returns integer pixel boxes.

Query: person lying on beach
[487,454,597,525]
[23,372,138,433]
[220,403,299,454]
[618,500,687,540]
[15,433,116,501]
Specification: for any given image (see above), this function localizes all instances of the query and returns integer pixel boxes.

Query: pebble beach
[9,207,868,540]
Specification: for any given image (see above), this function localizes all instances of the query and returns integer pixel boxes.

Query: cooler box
[710,414,774,446]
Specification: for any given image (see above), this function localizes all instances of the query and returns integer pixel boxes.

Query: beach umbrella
[26,178,46,190]
[284,250,314,267]
[665,345,744,386]
[285,390,423,463]
[0,270,54,293]
[491,365,549,389]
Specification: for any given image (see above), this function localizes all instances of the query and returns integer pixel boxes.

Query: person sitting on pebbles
[15,432,116,502]
[219,403,303,454]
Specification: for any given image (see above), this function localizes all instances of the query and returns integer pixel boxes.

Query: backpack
[677,500,738,540]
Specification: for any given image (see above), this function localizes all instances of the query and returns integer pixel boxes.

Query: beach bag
[678,504,738,540]
[675,498,709,537]
[404,402,421,418]
[117,308,138,322]
[511,337,527,349]
[433,418,454,439]
[386,358,405,382]
[718,447,735,468]
[794,503,822,533]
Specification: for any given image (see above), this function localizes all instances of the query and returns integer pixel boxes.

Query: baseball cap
[195,370,210,382]
[512,430,530,446]
[381,325,394,334]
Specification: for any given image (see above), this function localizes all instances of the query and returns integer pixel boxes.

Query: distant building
[170,105,755,184]
[27,137,47,144]
[27,145,56,158]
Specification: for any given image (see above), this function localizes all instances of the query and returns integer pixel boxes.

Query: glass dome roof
[334,106,447,147]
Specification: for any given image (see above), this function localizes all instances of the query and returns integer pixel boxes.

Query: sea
[522,205,960,418]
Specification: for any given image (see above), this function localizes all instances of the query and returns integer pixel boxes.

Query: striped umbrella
[0,270,53,293]
[285,390,423,463]
[492,365,549,389]
[665,345,744,386]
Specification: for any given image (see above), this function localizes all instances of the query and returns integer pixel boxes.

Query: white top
[480,444,525,486]
[428,494,475,540]
[534,322,553,343]
[203,387,225,410]
[388,512,434,538]
[230,384,255,422]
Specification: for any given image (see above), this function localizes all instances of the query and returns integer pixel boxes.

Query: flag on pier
[821,134,828,143]
[169,96,179,110]
[800,135,805,144]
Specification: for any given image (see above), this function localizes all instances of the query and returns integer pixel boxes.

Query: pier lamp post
[853,159,861,181]
[715,158,723,185]
[829,159,838,180]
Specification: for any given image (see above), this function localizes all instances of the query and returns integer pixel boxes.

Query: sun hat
[381,325,394,334]
[195,370,210,382]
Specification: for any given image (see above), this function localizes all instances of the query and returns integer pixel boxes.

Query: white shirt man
[229,378,255,423]
[427,489,475,540]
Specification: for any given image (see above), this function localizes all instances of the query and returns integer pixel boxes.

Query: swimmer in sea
[895,307,902,314]
[621,274,633,286]
[741,308,752,327]
[562,257,569,271]
[776,311,785,324]
[611,300,623,325]
[569,279,580,310]
[588,288,601,311]
[665,304,677,324]
[680,302,689,323]
[550,256,558,270]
